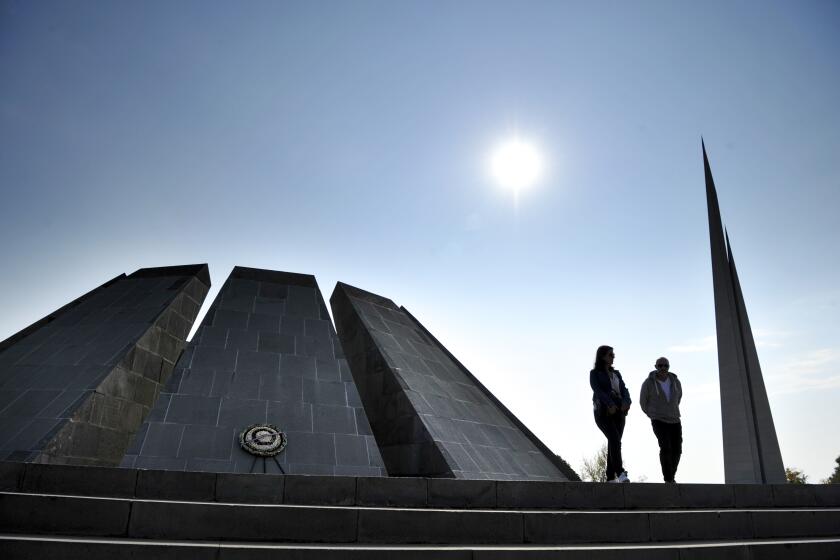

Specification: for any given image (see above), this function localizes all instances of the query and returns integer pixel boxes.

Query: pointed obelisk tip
[702,138,715,183]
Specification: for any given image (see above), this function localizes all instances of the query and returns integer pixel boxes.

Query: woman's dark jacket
[590,368,631,414]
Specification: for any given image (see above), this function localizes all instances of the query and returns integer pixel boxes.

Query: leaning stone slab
[0,265,210,467]
[330,282,571,481]
[130,267,383,477]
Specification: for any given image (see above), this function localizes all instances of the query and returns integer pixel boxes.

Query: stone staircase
[1,462,839,558]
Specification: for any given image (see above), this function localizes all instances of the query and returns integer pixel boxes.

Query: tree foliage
[785,466,808,484]
[822,455,840,484]
[580,444,608,482]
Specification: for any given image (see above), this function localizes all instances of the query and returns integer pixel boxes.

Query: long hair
[593,345,614,372]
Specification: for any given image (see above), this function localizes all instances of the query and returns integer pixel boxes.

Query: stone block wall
[331,282,568,481]
[0,265,210,465]
[125,267,384,476]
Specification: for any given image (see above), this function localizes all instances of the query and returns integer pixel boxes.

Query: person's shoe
[617,471,630,483]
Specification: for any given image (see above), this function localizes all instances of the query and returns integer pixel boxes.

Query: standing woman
[590,345,632,483]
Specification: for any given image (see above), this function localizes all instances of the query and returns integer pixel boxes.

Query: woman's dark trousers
[594,411,626,480]
[651,419,682,482]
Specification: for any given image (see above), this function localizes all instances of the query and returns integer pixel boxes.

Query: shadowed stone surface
[0,265,210,466]
[127,267,384,476]
[4,483,840,549]
[3,461,840,509]
[330,282,569,481]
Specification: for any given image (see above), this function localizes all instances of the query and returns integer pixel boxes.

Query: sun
[489,136,545,192]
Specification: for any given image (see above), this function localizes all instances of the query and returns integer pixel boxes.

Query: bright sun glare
[489,137,545,192]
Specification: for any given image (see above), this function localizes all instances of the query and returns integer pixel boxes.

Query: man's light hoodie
[639,371,682,424]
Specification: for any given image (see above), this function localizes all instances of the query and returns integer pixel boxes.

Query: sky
[1,0,838,483]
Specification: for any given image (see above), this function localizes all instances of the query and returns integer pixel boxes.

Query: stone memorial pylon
[704,140,785,484]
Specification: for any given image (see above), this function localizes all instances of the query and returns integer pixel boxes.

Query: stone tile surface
[132,267,384,476]
[330,282,568,481]
[0,265,210,465]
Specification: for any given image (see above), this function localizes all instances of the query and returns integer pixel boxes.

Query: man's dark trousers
[651,419,682,482]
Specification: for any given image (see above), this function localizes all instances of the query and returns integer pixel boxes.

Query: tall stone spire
[703,140,785,484]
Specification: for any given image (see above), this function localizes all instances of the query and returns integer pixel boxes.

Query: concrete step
[2,492,839,546]
[1,534,840,560]
[3,462,839,510]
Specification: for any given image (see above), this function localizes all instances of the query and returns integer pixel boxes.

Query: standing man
[640,357,683,483]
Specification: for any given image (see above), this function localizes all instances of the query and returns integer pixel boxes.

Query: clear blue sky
[2,0,838,482]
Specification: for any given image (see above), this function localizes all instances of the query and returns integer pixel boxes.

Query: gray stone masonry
[1,539,839,560]
[3,461,840,508]
[2,461,840,559]
[2,476,840,545]
[126,266,384,476]
[330,282,569,481]
[0,265,210,466]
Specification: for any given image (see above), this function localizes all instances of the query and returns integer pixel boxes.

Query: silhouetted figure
[640,357,683,483]
[590,345,632,483]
